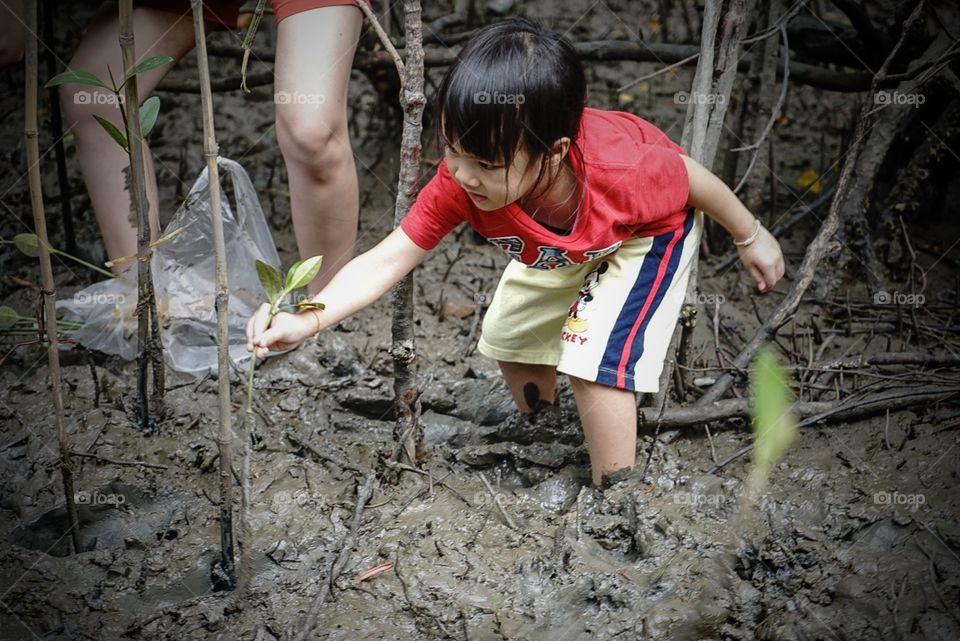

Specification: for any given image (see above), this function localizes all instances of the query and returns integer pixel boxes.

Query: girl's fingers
[749,265,766,291]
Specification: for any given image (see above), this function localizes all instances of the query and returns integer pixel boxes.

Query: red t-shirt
[400,108,691,270]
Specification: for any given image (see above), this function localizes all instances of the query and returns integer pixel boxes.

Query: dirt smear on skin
[2,1,960,640]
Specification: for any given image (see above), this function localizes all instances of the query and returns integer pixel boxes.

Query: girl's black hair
[436,17,587,195]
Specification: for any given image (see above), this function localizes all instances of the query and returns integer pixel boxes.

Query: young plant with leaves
[43,55,171,152]
[742,345,797,516]
[234,256,324,588]
[2,233,115,279]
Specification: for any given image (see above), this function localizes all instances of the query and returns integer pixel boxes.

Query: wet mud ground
[2,1,960,639]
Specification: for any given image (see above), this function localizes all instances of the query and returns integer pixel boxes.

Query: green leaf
[14,233,40,257]
[749,346,797,476]
[139,96,160,138]
[297,301,325,311]
[284,256,323,292]
[44,69,109,89]
[0,306,19,329]
[93,115,128,151]
[256,260,283,304]
[125,55,174,80]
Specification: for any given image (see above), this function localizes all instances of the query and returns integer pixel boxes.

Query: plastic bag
[57,157,281,378]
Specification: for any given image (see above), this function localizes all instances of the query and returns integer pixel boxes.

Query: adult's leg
[0,0,24,69]
[498,361,557,414]
[60,6,196,273]
[569,376,637,486]
[274,6,362,295]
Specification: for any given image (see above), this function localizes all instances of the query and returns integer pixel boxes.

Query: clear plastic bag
[57,157,281,378]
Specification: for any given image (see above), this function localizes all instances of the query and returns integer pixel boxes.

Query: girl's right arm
[246,227,429,357]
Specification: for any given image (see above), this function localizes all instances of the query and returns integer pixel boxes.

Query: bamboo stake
[191,0,238,591]
[118,0,164,432]
[24,0,82,554]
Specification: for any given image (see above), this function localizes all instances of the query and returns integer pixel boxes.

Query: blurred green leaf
[297,301,325,311]
[14,233,40,257]
[125,55,174,80]
[256,260,283,304]
[284,255,323,292]
[44,69,108,89]
[0,306,19,329]
[93,115,128,150]
[750,346,797,476]
[139,96,161,138]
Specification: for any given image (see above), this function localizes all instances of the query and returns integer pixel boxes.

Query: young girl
[247,17,785,486]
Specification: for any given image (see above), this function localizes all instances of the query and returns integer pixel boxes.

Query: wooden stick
[24,0,82,556]
[118,0,164,432]
[190,0,238,592]
[358,0,426,468]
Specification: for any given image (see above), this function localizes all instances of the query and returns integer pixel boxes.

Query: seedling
[742,345,797,515]
[44,55,172,152]
[246,256,325,407]
[2,233,115,279]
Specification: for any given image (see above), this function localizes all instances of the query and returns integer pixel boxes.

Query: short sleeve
[399,160,469,251]
[633,144,690,224]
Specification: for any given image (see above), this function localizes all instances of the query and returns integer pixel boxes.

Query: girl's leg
[569,375,637,486]
[498,361,557,413]
[273,6,362,295]
[60,6,196,273]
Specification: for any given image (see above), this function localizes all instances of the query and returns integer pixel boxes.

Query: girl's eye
[478,161,500,171]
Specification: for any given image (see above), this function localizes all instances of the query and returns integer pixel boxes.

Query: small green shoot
[44,55,172,151]
[743,345,797,513]
[3,233,115,278]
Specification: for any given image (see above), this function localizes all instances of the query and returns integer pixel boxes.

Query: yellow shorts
[478,211,702,392]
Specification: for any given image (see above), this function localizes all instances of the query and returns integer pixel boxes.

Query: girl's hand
[245,303,318,358]
[737,225,785,293]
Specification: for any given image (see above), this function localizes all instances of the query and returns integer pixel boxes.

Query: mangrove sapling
[3,233,117,279]
[44,48,172,433]
[740,345,797,520]
[235,257,324,588]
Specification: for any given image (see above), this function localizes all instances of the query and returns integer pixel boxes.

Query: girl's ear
[550,137,572,166]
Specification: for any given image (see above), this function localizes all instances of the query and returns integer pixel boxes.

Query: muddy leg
[569,376,637,486]
[498,361,556,414]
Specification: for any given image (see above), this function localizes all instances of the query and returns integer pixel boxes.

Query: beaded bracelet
[734,219,762,247]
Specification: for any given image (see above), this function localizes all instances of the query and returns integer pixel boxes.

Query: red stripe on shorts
[615,224,685,388]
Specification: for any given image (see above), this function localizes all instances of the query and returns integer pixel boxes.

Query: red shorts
[136,0,368,28]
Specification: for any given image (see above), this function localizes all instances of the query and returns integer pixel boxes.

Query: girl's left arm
[680,154,785,293]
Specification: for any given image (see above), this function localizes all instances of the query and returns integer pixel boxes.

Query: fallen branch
[70,450,169,470]
[642,383,957,430]
[291,472,377,641]
[164,39,882,93]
